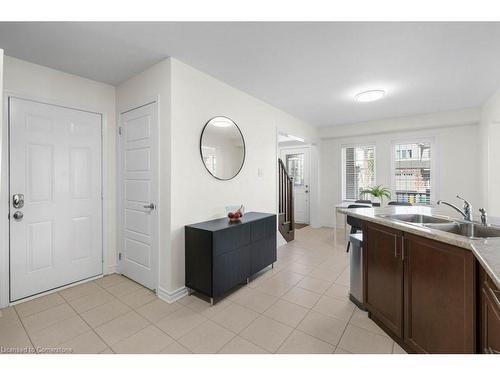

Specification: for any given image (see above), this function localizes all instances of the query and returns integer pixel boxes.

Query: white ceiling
[1,22,500,127]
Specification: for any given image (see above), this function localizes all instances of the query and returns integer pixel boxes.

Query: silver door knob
[143,203,155,210]
[12,193,24,209]
[13,211,24,220]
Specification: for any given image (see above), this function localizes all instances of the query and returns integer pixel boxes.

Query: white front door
[9,97,102,301]
[119,103,158,290]
[280,147,310,224]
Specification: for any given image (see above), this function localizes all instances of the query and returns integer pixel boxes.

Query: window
[393,141,432,205]
[286,153,304,187]
[342,145,375,201]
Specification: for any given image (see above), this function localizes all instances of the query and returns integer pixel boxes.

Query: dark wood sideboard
[185,212,277,305]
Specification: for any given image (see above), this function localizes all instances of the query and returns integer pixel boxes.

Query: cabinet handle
[401,237,405,261]
[394,236,398,258]
[490,288,500,308]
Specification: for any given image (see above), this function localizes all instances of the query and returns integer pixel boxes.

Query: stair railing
[278,158,294,232]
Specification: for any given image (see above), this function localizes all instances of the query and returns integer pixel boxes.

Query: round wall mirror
[200,116,246,180]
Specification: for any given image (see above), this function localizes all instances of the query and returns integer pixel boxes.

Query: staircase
[278,158,295,242]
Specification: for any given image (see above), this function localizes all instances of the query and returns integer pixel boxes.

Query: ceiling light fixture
[355,90,386,103]
[212,118,233,127]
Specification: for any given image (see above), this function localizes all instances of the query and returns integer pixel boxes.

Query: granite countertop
[338,205,500,289]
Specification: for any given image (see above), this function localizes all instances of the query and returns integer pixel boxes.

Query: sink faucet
[479,208,488,226]
[437,195,473,221]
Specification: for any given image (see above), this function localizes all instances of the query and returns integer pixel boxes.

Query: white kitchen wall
[0,49,5,307]
[319,112,481,227]
[0,56,118,306]
[480,89,500,217]
[116,59,172,293]
[167,58,318,295]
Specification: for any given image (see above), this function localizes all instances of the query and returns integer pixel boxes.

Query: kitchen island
[339,206,500,354]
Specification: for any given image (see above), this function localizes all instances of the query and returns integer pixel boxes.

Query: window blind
[343,145,375,200]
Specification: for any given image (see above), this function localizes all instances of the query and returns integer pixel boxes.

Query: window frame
[390,137,437,205]
[341,143,377,202]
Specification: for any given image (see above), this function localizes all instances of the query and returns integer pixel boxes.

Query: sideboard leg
[210,297,214,306]
[187,288,192,296]
[271,263,274,269]
[246,277,250,284]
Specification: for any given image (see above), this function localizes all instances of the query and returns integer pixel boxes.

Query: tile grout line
[60,277,146,353]
[13,304,37,353]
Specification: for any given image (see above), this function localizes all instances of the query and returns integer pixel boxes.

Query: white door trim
[279,145,312,224]
[117,99,160,292]
[0,93,105,308]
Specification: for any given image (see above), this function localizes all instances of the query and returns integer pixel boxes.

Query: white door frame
[0,93,104,307]
[280,145,312,224]
[117,99,160,292]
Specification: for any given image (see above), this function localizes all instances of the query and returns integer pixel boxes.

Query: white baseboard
[157,286,188,304]
[104,264,118,275]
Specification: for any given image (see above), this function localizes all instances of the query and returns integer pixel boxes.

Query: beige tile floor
[0,226,407,354]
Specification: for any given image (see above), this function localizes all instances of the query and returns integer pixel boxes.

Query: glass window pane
[286,153,304,187]
[393,142,431,205]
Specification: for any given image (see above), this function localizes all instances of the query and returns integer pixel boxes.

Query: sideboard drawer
[251,216,276,242]
[213,224,251,256]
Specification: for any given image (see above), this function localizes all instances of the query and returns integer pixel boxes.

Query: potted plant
[361,185,391,206]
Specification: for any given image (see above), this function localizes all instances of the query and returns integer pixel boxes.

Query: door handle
[13,211,24,221]
[12,193,24,209]
[143,203,155,210]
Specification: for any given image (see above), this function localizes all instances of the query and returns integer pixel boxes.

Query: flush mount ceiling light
[211,118,234,127]
[355,90,386,103]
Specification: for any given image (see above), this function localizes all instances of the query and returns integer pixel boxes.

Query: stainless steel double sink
[376,213,500,239]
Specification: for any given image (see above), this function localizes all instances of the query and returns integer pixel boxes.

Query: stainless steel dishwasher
[349,233,367,311]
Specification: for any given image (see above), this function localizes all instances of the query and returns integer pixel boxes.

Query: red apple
[228,212,234,218]
[234,212,241,219]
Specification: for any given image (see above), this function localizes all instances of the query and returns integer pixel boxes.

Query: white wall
[319,112,481,227]
[0,56,117,307]
[480,89,500,217]
[319,108,480,139]
[167,58,318,295]
[116,59,172,294]
[0,49,5,306]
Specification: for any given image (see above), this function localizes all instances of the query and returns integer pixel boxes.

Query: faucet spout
[437,196,473,221]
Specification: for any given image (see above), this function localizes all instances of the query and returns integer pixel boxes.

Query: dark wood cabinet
[404,233,476,353]
[362,220,478,353]
[185,212,276,303]
[480,267,500,354]
[363,222,404,339]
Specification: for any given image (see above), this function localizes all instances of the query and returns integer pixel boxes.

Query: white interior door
[9,97,102,301]
[280,147,310,224]
[119,102,158,290]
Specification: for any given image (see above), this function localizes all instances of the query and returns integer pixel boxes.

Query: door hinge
[118,253,122,261]
[118,126,122,135]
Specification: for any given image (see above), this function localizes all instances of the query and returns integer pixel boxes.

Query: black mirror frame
[199,116,246,181]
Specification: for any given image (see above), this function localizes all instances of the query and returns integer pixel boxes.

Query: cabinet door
[213,245,251,298]
[480,269,500,354]
[364,222,404,339]
[250,235,276,274]
[404,234,475,353]
[250,217,277,274]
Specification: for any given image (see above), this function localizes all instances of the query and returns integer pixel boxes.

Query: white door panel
[9,97,102,301]
[120,103,158,290]
[280,147,310,224]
